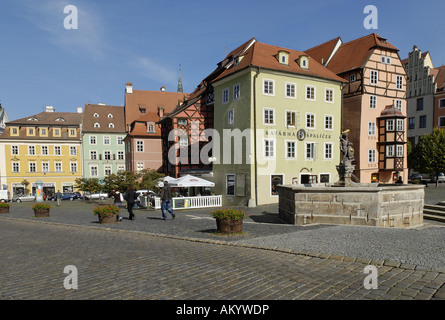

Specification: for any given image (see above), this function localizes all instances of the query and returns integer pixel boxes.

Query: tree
[410,128,445,187]
[102,171,141,194]
[139,169,164,192]
[74,178,102,196]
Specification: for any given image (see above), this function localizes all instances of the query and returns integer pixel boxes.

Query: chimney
[126,82,133,94]
[158,106,164,119]
[77,107,83,113]
[160,85,166,92]
[45,106,55,112]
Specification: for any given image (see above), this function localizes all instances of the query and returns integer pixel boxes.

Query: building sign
[265,129,332,141]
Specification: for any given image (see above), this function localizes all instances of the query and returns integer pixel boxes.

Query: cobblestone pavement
[1,218,445,301]
[1,184,445,300]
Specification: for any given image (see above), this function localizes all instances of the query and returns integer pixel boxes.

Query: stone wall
[278,184,425,228]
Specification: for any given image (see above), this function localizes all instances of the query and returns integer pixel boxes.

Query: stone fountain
[277,131,425,228]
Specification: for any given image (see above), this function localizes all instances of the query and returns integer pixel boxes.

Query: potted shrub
[33,203,51,217]
[210,208,246,234]
[0,202,10,214]
[94,204,119,224]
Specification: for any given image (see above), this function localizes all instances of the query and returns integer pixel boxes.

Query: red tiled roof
[434,65,445,91]
[305,37,341,65]
[82,104,126,133]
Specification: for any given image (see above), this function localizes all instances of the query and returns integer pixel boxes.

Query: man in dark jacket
[125,186,137,220]
[160,181,175,220]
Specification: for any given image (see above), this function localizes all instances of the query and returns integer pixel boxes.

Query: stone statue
[340,130,355,166]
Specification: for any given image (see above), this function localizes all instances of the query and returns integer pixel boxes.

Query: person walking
[160,181,175,220]
[111,190,123,221]
[56,190,62,207]
[124,185,137,220]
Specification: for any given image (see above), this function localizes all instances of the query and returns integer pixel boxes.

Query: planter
[98,214,117,224]
[216,219,243,234]
[34,208,50,217]
[0,207,10,214]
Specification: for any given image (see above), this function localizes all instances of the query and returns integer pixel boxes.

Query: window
[140,108,146,114]
[350,74,357,82]
[368,149,376,163]
[227,109,234,127]
[271,175,283,196]
[370,70,378,85]
[104,136,110,145]
[320,174,330,183]
[396,145,404,158]
[104,166,112,176]
[263,108,275,125]
[117,137,124,145]
[94,123,100,128]
[286,111,297,127]
[306,113,315,129]
[381,56,391,64]
[29,162,36,173]
[136,141,144,152]
[305,142,316,160]
[109,123,115,129]
[306,86,315,100]
[286,83,296,98]
[118,165,125,172]
[93,113,99,118]
[55,162,62,173]
[408,117,415,130]
[286,141,296,159]
[70,146,77,156]
[118,151,124,160]
[324,143,333,160]
[368,121,376,135]
[90,166,98,177]
[222,88,229,104]
[439,117,445,127]
[54,146,61,155]
[386,119,395,131]
[90,151,97,160]
[69,129,76,136]
[12,162,20,173]
[386,145,395,157]
[40,128,47,136]
[324,115,333,130]
[416,98,424,111]
[264,139,275,158]
[70,162,78,173]
[28,146,35,155]
[27,128,34,136]
[104,151,111,160]
[42,146,48,155]
[53,128,61,136]
[11,127,18,135]
[325,89,334,103]
[396,75,403,90]
[263,79,274,95]
[11,146,18,155]
[233,84,240,100]
[369,95,377,109]
[90,136,97,145]
[108,114,113,119]
[226,174,235,196]
[419,115,427,128]
[148,124,155,133]
[179,136,188,147]
[397,119,404,131]
[137,162,144,172]
[395,100,403,111]
[439,99,445,109]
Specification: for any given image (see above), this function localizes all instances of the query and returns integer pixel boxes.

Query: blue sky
[1,0,444,121]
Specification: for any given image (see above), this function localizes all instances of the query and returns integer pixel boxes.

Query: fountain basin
[278,184,425,228]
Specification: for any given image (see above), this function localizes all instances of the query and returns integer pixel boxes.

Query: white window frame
[11,145,19,155]
[305,85,316,101]
[42,162,49,173]
[263,79,275,96]
[90,166,98,177]
[70,146,77,156]
[306,113,316,129]
[285,82,296,99]
[386,119,395,131]
[324,115,333,131]
[369,95,377,109]
[28,145,35,155]
[396,75,403,90]
[227,109,234,127]
[381,56,391,65]
[90,151,97,160]
[324,88,334,103]
[104,165,112,176]
[286,110,297,127]
[368,149,376,163]
[395,99,403,111]
[12,162,20,173]
[103,136,110,145]
[324,142,333,160]
[41,146,48,155]
[386,145,395,157]
[305,142,316,160]
[368,121,376,136]
[29,162,36,173]
[222,88,229,104]
[55,162,62,173]
[396,145,404,158]
[70,162,78,174]
[54,146,61,155]
[104,151,111,160]
[370,70,378,85]
[264,139,275,158]
[117,151,124,160]
[439,99,445,109]
[397,119,404,131]
[137,162,144,172]
[263,108,275,125]
[285,140,297,159]
[136,140,144,152]
[233,83,240,100]
[226,174,236,196]
[90,136,97,145]
[117,136,124,145]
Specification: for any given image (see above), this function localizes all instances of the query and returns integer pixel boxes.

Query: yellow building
[0,107,82,197]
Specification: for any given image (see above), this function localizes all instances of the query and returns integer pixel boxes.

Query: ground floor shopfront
[6,177,79,198]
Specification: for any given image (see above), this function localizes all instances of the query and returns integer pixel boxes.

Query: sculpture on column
[335,129,356,186]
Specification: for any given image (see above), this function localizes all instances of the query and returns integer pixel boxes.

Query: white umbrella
[169,175,215,187]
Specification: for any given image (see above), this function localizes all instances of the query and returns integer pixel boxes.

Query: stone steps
[424,204,445,223]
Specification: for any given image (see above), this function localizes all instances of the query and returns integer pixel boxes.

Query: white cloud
[135,57,178,85]
[20,0,107,60]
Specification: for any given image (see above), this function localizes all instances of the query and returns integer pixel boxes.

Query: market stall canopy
[157,176,178,187]
[169,175,215,188]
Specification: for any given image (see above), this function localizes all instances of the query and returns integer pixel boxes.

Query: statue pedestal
[334,164,356,187]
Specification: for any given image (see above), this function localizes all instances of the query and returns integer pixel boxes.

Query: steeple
[177,65,183,93]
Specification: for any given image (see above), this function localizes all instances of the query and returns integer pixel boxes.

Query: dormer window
[108,114,113,118]
[297,55,309,69]
[140,108,146,114]
[93,113,99,118]
[94,123,100,128]
[55,117,65,122]
[108,123,115,128]
[27,117,38,122]
[278,51,289,65]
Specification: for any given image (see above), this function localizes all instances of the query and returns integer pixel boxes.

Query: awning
[169,175,215,188]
